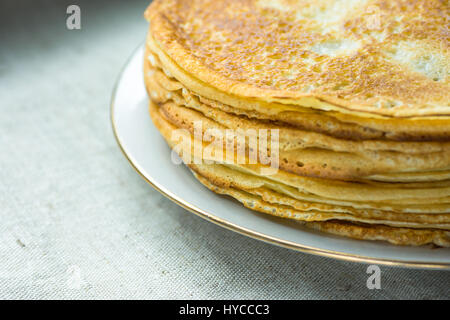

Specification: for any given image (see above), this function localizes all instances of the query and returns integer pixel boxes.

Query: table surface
[0,0,448,299]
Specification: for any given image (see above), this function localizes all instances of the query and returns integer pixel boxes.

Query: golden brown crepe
[143,0,450,246]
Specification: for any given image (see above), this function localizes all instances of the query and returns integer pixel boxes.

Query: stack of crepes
[143,0,450,246]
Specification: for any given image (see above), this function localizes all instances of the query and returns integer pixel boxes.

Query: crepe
[143,0,450,246]
[145,0,450,140]
[149,101,450,216]
[194,173,450,247]
[147,100,450,246]
[145,57,450,183]
[144,57,450,182]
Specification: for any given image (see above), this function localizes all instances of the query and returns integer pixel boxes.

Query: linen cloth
[0,0,448,299]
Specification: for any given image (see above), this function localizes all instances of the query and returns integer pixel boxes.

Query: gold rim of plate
[111,44,450,270]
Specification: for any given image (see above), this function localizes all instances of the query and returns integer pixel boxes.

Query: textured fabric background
[0,0,449,300]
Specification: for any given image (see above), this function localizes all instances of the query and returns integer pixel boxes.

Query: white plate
[111,46,450,269]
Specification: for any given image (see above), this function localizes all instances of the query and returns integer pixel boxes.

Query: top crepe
[145,0,449,118]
